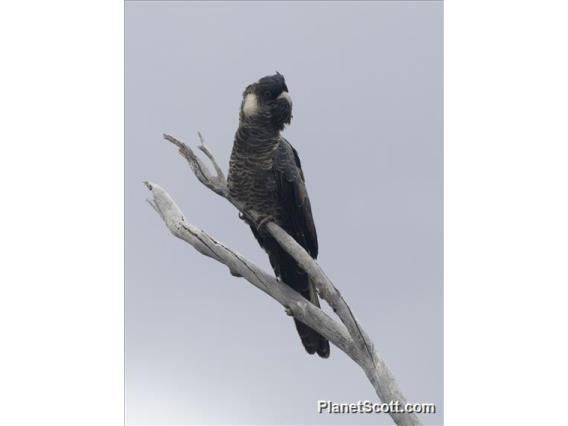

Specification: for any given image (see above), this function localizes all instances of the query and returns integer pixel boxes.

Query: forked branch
[145,133,422,426]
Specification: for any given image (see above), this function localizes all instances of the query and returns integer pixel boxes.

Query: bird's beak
[277,91,293,107]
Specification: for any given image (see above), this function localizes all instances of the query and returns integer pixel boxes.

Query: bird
[227,73,330,358]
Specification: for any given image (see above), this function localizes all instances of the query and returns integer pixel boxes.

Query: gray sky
[125,1,442,425]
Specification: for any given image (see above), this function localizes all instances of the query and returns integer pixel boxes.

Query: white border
[446,1,568,425]
[1,1,568,425]
[0,1,123,425]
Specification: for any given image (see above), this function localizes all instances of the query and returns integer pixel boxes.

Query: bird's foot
[255,214,276,232]
[284,306,294,316]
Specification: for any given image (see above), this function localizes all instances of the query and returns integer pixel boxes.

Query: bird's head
[240,72,292,131]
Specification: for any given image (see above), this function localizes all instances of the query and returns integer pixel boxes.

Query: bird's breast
[228,137,281,219]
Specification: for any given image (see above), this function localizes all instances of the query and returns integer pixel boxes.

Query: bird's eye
[264,90,271,98]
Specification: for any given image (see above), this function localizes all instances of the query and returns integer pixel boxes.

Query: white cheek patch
[277,91,293,106]
[242,93,259,117]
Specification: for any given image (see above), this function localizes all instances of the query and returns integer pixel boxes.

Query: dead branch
[145,133,422,426]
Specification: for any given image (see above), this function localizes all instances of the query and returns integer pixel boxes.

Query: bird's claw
[255,214,275,232]
[285,306,293,316]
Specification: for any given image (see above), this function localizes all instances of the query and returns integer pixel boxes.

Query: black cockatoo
[227,73,330,358]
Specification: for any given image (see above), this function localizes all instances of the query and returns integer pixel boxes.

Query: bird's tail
[278,252,330,358]
[293,283,330,358]
[251,227,330,357]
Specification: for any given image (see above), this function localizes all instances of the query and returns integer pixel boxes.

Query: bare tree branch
[197,131,226,184]
[145,181,360,359]
[163,133,227,197]
[147,133,422,426]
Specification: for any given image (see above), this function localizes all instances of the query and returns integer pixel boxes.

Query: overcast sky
[125,1,442,425]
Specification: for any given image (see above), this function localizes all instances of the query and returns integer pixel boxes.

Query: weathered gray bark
[145,133,422,426]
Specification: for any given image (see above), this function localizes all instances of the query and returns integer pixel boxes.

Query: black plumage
[227,73,330,358]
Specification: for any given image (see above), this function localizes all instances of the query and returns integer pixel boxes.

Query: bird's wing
[273,138,319,259]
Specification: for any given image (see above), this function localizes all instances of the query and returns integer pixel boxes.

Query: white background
[1,1,567,426]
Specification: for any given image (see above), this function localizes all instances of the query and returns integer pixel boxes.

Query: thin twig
[197,131,226,183]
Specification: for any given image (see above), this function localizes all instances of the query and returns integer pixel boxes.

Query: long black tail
[271,243,330,358]
[250,226,330,357]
